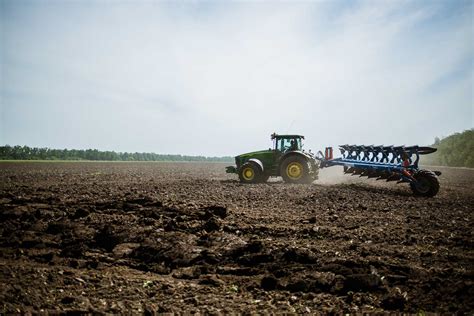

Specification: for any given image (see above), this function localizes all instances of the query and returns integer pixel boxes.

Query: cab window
[276,138,301,151]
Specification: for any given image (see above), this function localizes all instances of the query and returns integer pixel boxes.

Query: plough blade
[367,170,380,178]
[344,167,355,174]
[338,144,437,165]
[386,174,402,182]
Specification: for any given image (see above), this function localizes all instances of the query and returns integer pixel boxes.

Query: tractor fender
[247,158,264,172]
[279,151,311,165]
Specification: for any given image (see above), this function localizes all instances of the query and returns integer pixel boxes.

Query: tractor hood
[236,149,272,159]
[234,149,274,169]
[236,149,315,160]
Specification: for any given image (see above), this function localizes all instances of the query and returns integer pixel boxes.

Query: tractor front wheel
[410,170,440,197]
[239,162,263,184]
[280,156,313,184]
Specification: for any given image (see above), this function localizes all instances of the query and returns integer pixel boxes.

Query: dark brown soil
[0,162,473,313]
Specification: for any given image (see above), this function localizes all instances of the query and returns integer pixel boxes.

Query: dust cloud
[316,166,353,185]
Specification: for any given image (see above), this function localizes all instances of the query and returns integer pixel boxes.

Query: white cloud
[1,1,472,155]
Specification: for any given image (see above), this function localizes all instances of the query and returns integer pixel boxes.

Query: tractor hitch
[226,166,237,174]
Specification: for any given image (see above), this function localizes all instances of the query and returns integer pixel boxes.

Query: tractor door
[263,138,282,175]
[272,138,291,173]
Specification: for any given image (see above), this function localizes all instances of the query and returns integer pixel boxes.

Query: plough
[318,145,441,196]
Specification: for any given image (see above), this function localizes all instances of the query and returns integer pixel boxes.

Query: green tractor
[226,133,320,184]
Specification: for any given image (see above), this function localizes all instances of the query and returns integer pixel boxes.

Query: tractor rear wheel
[239,162,263,184]
[280,155,313,184]
[410,170,439,197]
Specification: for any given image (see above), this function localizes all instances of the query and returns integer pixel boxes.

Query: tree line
[2,129,472,166]
[0,145,233,162]
[421,129,474,168]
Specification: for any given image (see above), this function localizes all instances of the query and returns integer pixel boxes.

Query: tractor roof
[271,133,305,140]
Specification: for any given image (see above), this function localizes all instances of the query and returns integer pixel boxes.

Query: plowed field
[1,162,473,313]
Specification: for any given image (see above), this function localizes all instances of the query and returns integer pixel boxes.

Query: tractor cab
[271,133,304,152]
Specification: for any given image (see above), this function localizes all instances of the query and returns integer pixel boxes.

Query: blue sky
[0,0,472,156]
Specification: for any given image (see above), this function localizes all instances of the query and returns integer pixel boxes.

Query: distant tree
[0,145,234,162]
[422,129,474,168]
